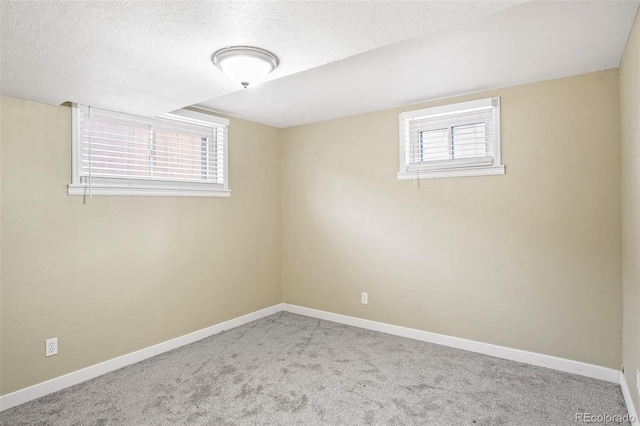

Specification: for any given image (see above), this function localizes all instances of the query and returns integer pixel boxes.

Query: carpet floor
[0,312,631,425]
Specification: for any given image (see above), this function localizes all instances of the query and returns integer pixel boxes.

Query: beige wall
[0,67,629,398]
[0,93,3,396]
[282,70,622,369]
[0,96,282,395]
[621,9,640,413]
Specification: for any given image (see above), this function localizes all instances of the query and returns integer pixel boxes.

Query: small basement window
[68,105,230,197]
[398,97,504,180]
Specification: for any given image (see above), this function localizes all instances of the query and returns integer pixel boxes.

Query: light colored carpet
[0,312,631,425]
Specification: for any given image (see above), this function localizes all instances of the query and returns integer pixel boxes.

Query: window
[398,97,504,180]
[68,105,230,197]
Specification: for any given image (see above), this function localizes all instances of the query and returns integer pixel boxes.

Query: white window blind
[69,104,230,197]
[398,97,504,180]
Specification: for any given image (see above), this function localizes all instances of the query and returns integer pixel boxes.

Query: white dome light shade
[219,56,272,87]
[212,46,279,89]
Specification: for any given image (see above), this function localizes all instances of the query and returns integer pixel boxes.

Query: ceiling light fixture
[212,46,279,89]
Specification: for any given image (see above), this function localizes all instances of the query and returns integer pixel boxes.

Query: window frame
[397,97,504,180]
[68,105,231,198]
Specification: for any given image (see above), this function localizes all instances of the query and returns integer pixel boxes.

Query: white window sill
[68,184,231,198]
[397,165,505,180]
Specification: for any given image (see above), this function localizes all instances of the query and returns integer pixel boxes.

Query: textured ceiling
[0,1,519,118]
[198,0,640,127]
[1,1,637,127]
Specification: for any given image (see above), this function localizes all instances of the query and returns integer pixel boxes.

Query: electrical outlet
[636,369,640,396]
[361,292,368,305]
[45,338,58,357]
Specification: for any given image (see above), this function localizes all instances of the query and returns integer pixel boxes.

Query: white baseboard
[621,371,639,425]
[283,304,620,384]
[1,302,630,418]
[0,303,285,411]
